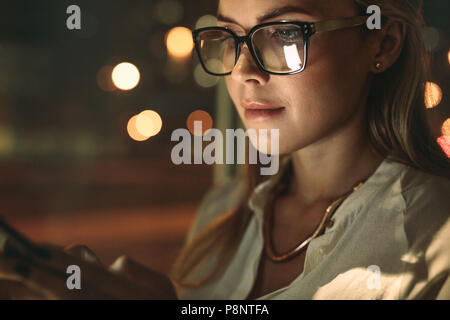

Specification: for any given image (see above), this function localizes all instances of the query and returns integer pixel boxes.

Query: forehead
[217,0,357,26]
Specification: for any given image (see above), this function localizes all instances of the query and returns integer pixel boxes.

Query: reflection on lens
[197,30,235,74]
[253,24,304,73]
[283,44,303,71]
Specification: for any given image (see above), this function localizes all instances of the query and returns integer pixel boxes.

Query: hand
[0,243,178,300]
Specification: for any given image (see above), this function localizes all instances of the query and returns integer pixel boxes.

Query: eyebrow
[217,5,312,24]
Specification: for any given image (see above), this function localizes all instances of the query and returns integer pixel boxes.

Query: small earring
[375,62,383,70]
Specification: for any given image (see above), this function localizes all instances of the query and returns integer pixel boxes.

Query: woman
[170,0,450,299]
[0,0,449,300]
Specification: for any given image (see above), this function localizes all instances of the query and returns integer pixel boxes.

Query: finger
[64,244,103,267]
[109,256,177,300]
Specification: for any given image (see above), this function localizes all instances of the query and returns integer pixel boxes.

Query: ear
[370,18,406,73]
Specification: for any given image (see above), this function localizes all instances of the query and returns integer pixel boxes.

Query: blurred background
[0,0,448,273]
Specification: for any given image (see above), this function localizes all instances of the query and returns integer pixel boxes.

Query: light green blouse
[177,156,450,300]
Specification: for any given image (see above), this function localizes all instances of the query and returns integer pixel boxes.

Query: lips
[241,100,285,122]
[241,100,284,110]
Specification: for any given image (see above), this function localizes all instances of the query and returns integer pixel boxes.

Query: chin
[247,133,297,157]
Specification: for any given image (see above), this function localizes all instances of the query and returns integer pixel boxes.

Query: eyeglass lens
[197,24,305,75]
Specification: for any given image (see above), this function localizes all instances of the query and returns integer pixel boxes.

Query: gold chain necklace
[263,165,364,263]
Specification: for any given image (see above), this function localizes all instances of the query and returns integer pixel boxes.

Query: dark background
[0,0,448,272]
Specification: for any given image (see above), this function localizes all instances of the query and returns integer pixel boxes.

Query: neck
[288,120,384,206]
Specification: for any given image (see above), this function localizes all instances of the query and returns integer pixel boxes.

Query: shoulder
[401,167,450,218]
[400,164,450,226]
[398,164,450,287]
[185,175,247,245]
[362,160,450,298]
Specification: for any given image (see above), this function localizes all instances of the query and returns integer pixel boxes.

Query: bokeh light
[165,27,194,59]
[442,118,450,137]
[127,110,163,142]
[194,64,219,88]
[187,110,213,136]
[155,0,183,25]
[422,26,440,52]
[195,15,217,29]
[0,125,14,155]
[136,110,163,137]
[112,62,140,91]
[437,136,450,159]
[127,115,150,142]
[424,81,442,109]
[437,119,450,158]
[448,50,450,65]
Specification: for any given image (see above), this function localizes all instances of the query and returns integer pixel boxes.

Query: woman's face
[219,0,374,155]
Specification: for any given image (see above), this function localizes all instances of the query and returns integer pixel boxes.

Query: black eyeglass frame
[192,15,368,76]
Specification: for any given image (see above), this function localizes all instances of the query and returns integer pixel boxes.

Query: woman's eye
[271,28,301,42]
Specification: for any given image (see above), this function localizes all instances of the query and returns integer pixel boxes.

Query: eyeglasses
[192,16,368,76]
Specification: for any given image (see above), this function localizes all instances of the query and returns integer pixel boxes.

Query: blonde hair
[170,0,450,290]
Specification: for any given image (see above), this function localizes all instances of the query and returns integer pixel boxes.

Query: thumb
[64,244,103,267]
[109,256,177,299]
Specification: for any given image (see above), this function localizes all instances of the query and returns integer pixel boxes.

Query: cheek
[308,31,370,93]
[278,39,369,149]
[290,34,368,116]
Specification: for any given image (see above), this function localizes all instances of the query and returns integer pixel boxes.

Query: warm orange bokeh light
[165,27,194,59]
[442,118,450,137]
[127,115,150,142]
[136,110,163,137]
[187,110,213,136]
[425,81,443,109]
[448,50,450,65]
[112,62,140,90]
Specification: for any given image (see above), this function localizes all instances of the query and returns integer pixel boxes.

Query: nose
[230,43,269,85]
